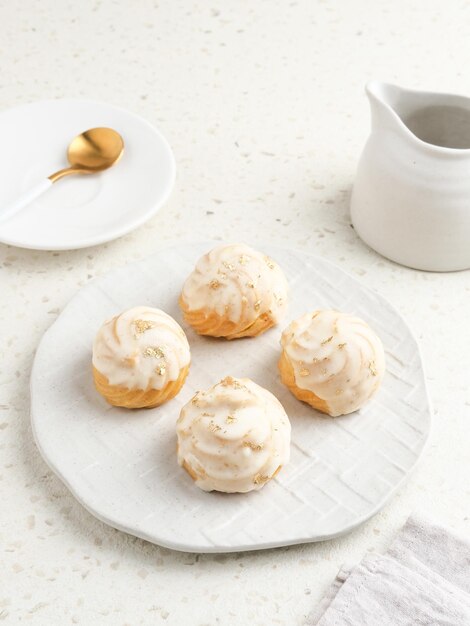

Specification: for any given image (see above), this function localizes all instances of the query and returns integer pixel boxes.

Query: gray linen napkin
[307,516,470,626]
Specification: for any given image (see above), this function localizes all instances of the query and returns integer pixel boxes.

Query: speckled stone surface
[0,1,469,624]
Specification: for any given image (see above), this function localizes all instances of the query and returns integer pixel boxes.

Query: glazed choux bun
[176,376,291,493]
[179,243,288,339]
[92,306,190,409]
[279,310,385,416]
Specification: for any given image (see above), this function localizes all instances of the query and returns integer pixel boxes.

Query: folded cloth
[307,515,470,626]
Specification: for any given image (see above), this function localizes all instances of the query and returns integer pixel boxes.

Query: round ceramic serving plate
[31,243,431,553]
[0,99,175,250]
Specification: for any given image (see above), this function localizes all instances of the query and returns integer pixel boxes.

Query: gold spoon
[0,127,124,222]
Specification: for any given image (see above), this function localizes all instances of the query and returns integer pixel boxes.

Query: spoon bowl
[50,127,124,181]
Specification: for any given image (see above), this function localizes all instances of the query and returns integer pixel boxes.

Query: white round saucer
[0,99,175,250]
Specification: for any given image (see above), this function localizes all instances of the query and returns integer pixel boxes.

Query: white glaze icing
[92,306,190,391]
[180,243,288,324]
[176,376,291,493]
[280,310,385,416]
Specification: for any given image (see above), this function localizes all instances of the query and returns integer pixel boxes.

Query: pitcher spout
[365,81,406,133]
[366,81,470,151]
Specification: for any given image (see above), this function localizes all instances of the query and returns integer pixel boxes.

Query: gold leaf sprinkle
[321,336,334,345]
[239,255,250,265]
[217,271,227,279]
[155,365,166,376]
[241,295,248,304]
[209,279,221,290]
[338,343,347,350]
[208,421,221,432]
[220,376,243,389]
[133,319,156,335]
[312,311,320,320]
[369,361,378,376]
[226,415,237,424]
[253,474,270,485]
[202,412,215,417]
[222,261,235,271]
[254,299,262,311]
[243,441,263,451]
[246,281,255,288]
[264,256,275,269]
[299,368,310,377]
[220,376,234,386]
[143,346,165,359]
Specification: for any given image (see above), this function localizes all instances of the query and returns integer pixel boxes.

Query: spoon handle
[0,178,53,223]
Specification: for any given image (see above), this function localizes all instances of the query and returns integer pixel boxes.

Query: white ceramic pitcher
[351,81,470,271]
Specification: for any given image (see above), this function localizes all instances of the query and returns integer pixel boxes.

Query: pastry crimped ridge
[179,243,288,339]
[279,310,385,416]
[92,306,190,408]
[176,376,291,492]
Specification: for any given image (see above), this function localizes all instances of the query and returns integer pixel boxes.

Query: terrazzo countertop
[1,0,470,624]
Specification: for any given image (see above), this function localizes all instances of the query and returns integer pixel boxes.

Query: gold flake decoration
[226,415,237,424]
[220,376,244,389]
[243,441,263,451]
[202,412,215,417]
[239,255,250,265]
[246,281,255,288]
[220,376,235,387]
[311,311,320,320]
[264,256,275,269]
[133,319,156,336]
[155,365,166,376]
[369,361,378,376]
[208,421,222,433]
[143,346,165,359]
[338,343,347,350]
[209,279,222,290]
[254,299,262,311]
[299,368,310,377]
[241,295,248,304]
[321,336,334,345]
[253,474,270,485]
[222,261,235,271]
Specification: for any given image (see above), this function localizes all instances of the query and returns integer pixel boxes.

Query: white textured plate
[31,243,431,553]
[0,99,175,250]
